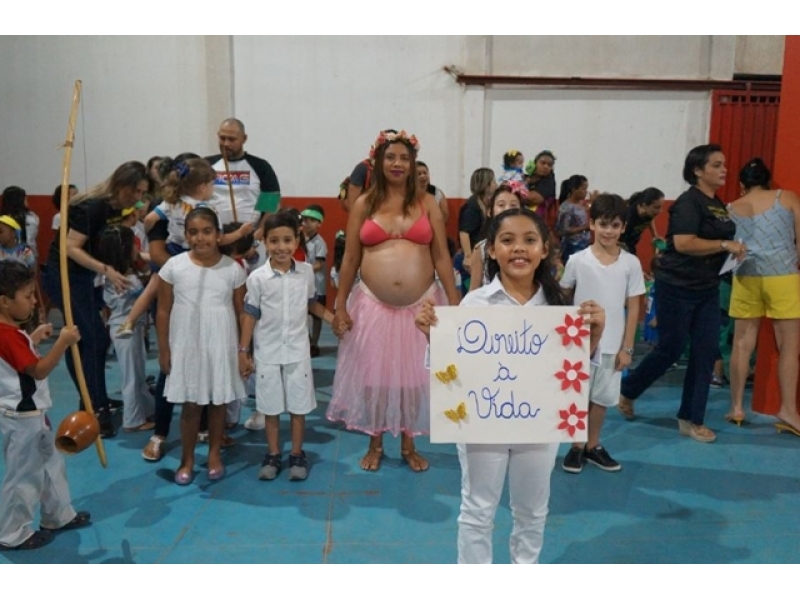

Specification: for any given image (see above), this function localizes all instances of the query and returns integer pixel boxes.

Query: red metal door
[709,89,780,203]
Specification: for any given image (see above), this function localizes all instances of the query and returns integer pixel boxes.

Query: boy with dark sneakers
[0,262,91,550]
[560,195,645,473]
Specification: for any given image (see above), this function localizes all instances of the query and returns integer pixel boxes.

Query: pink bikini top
[359,206,433,247]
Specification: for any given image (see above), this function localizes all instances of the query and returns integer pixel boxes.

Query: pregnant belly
[359,242,436,306]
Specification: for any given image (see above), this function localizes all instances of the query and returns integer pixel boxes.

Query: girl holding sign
[415,208,605,563]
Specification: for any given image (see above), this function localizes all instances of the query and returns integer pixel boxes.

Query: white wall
[486,88,710,200]
[0,35,783,200]
[0,35,222,194]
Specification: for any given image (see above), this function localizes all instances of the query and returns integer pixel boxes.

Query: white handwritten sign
[430,306,590,444]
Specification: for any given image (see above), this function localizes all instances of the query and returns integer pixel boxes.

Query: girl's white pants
[457,442,558,564]
[110,319,154,429]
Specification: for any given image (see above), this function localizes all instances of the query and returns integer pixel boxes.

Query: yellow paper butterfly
[444,401,468,424]
[435,364,458,385]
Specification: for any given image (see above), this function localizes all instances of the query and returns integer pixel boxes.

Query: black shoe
[258,453,282,480]
[108,398,124,412]
[288,451,309,481]
[0,530,54,551]
[584,445,621,472]
[97,409,116,439]
[562,446,584,474]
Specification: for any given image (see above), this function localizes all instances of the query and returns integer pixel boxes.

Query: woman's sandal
[401,448,429,472]
[775,419,800,437]
[617,396,635,420]
[360,446,384,471]
[724,412,747,427]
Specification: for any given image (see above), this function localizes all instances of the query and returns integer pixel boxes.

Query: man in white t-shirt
[560,194,645,474]
[205,118,281,238]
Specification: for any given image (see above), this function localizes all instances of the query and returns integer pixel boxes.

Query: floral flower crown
[369,130,420,160]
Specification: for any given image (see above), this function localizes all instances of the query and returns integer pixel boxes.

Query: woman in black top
[619,145,746,442]
[621,187,665,255]
[43,161,149,438]
[458,168,496,261]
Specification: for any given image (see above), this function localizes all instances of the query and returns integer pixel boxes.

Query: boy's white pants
[457,442,558,564]
[0,412,76,547]
[110,319,154,429]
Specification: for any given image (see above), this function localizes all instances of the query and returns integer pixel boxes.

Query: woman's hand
[159,348,171,375]
[414,299,438,341]
[333,307,352,338]
[105,267,132,293]
[723,240,747,261]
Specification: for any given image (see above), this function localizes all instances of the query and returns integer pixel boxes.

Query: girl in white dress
[157,207,247,485]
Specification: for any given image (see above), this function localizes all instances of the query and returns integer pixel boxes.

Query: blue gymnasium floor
[1,325,799,564]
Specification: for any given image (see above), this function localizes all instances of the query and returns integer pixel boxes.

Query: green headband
[301,208,324,223]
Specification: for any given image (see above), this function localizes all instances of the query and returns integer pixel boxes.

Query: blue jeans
[41,265,110,415]
[621,280,721,425]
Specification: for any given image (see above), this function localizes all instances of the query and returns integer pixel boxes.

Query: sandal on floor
[42,511,91,532]
[724,412,747,426]
[360,446,384,471]
[401,449,429,472]
[123,421,156,432]
[775,420,800,437]
[617,396,635,420]
[0,530,54,551]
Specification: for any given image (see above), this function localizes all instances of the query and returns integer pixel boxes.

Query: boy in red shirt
[0,262,90,551]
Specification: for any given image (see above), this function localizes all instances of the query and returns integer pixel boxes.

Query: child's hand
[577,300,605,353]
[238,352,253,379]
[415,299,438,341]
[615,350,632,372]
[159,349,171,375]
[58,325,81,347]
[239,222,255,237]
[333,308,352,339]
[31,323,54,344]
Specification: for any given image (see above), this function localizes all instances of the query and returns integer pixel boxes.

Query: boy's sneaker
[288,451,309,481]
[562,446,585,474]
[244,411,265,431]
[258,453,282,480]
[584,445,621,472]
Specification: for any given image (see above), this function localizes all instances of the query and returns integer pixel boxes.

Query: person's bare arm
[426,194,460,305]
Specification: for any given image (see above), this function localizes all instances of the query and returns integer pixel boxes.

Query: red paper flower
[556,314,590,348]
[558,403,589,437]
[555,359,590,393]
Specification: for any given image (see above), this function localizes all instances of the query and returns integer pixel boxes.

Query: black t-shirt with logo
[656,186,735,290]
[621,203,653,255]
[47,197,125,276]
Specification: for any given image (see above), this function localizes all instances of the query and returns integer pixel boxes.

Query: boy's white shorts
[254,358,317,416]
[589,354,622,408]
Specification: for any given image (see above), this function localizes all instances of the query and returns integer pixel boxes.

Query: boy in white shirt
[238,213,333,481]
[301,205,328,358]
[560,194,645,473]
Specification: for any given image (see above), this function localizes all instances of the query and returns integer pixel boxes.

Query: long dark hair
[364,139,419,217]
[629,187,664,207]
[52,184,78,211]
[97,226,135,275]
[484,209,567,306]
[558,175,587,203]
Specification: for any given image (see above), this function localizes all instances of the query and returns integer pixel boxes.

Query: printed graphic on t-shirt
[215,171,251,186]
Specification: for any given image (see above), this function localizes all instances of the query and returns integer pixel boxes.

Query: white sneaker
[244,411,265,431]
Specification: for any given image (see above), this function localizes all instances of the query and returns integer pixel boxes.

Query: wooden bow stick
[221,148,238,223]
[59,80,108,468]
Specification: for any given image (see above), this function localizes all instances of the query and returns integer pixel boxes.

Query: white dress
[159,253,247,405]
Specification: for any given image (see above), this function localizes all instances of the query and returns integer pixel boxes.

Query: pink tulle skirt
[327,281,448,437]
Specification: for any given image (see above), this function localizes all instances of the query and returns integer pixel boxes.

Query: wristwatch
[622,347,635,356]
